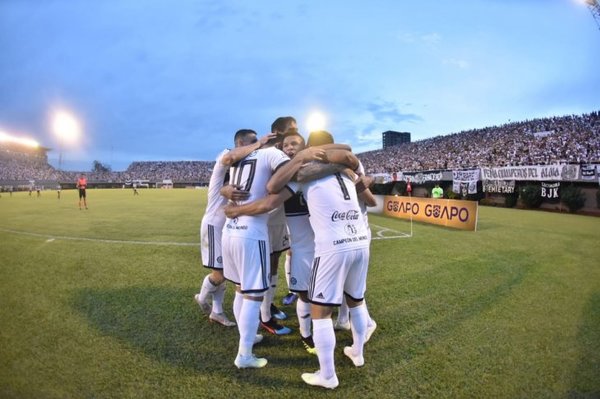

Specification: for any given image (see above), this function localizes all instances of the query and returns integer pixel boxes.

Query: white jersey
[288,173,369,255]
[356,161,370,233]
[224,146,289,238]
[202,149,230,227]
[284,190,314,252]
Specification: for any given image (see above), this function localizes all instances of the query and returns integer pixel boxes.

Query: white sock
[198,275,218,304]
[337,296,349,324]
[238,298,261,357]
[349,303,368,356]
[284,254,291,287]
[297,298,312,338]
[259,274,277,321]
[233,291,244,324]
[212,282,225,314]
[312,318,336,379]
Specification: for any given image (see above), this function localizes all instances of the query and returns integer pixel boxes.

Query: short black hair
[234,129,258,146]
[271,116,297,134]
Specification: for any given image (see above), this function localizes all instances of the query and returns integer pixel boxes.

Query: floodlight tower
[584,0,600,31]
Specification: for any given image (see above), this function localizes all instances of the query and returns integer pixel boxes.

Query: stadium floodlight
[306,111,327,133]
[576,0,600,31]
[51,110,81,170]
[0,130,40,147]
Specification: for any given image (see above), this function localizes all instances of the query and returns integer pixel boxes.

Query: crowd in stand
[358,111,600,173]
[1,111,599,184]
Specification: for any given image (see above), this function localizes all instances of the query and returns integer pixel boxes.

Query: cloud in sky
[0,0,598,171]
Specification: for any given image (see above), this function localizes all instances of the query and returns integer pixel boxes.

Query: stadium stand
[1,111,598,189]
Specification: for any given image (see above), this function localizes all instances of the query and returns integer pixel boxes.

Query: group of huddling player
[193,116,377,389]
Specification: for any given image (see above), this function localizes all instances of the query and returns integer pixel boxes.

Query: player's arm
[220,184,250,202]
[295,149,359,183]
[317,143,352,152]
[266,147,326,194]
[224,189,293,218]
[356,175,377,207]
[220,133,277,167]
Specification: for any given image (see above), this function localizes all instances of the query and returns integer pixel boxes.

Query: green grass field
[1,188,599,398]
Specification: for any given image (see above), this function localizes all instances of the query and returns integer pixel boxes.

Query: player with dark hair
[195,130,275,328]
[259,116,297,336]
[222,128,317,368]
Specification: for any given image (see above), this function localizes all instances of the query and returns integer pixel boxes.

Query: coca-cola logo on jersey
[331,210,360,222]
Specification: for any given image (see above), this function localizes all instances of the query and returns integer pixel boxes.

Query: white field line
[0,222,410,247]
[0,227,198,247]
[369,223,412,240]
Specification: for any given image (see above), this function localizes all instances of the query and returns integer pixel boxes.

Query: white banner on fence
[452,169,480,194]
[402,171,443,184]
[482,179,515,194]
[480,164,579,181]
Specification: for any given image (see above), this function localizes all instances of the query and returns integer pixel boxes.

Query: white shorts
[308,248,369,306]
[269,223,290,254]
[200,221,223,269]
[222,235,271,294]
[286,247,315,293]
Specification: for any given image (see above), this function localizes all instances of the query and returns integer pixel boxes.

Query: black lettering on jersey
[335,173,351,200]
[284,192,309,216]
[231,159,257,192]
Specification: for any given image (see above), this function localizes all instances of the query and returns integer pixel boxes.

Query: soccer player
[77,174,88,210]
[194,131,275,327]
[268,130,371,389]
[260,116,297,335]
[221,129,302,369]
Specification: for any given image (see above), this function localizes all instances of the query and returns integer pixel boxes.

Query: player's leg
[302,253,345,389]
[234,237,270,368]
[282,251,298,305]
[289,248,315,353]
[342,248,370,367]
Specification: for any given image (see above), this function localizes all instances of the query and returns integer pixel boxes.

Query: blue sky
[1,0,599,171]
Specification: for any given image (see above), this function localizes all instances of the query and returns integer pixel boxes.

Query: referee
[76,173,88,210]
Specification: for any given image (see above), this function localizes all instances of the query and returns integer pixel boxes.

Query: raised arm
[220,133,277,166]
[266,147,326,194]
[295,149,359,183]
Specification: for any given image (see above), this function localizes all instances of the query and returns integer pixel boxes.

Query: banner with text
[383,196,478,231]
[580,164,596,180]
[482,179,516,193]
[480,164,579,181]
[541,182,560,202]
[402,171,444,184]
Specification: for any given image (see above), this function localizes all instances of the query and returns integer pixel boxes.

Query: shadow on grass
[71,286,316,386]
[569,291,600,398]
[373,249,532,361]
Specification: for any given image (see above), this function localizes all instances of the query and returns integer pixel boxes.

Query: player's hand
[220,184,250,201]
[342,168,357,182]
[359,175,374,188]
[224,204,241,218]
[258,133,278,147]
[298,147,327,163]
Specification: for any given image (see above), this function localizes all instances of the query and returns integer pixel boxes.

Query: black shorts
[78,188,86,199]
